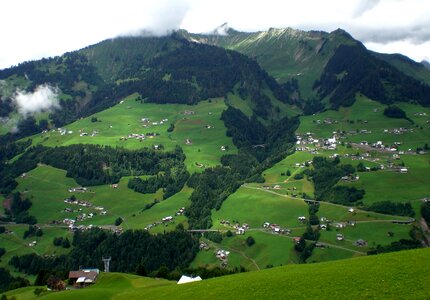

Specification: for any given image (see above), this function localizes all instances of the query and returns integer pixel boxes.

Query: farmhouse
[334,222,347,228]
[176,207,185,215]
[215,249,230,261]
[199,242,209,250]
[292,237,301,244]
[236,227,245,235]
[68,269,99,287]
[162,216,173,223]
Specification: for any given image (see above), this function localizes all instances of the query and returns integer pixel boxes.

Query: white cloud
[0,0,429,68]
[13,84,60,117]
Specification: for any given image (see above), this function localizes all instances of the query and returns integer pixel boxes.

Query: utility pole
[102,257,111,272]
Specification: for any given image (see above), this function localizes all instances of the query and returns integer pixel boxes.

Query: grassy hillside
[297,94,430,212]
[25,95,237,173]
[5,248,430,299]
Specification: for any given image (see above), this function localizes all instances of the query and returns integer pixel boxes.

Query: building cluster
[144,214,176,230]
[215,249,230,266]
[79,130,99,137]
[295,133,338,150]
[141,117,169,128]
[262,222,291,234]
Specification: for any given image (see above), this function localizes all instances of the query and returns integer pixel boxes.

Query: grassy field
[211,186,309,230]
[25,95,237,173]
[14,164,193,232]
[192,231,301,271]
[5,248,430,299]
[0,224,72,280]
[341,153,430,208]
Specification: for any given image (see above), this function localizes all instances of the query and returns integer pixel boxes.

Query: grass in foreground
[6,248,430,299]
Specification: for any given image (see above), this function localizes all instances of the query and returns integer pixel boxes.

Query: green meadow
[3,93,428,279]
[211,186,309,230]
[5,248,430,299]
[0,224,72,279]
[26,96,237,173]
[192,231,301,271]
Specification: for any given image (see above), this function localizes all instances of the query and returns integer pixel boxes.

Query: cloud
[352,0,381,17]
[13,84,60,117]
[0,0,430,67]
[146,0,190,36]
[119,0,191,37]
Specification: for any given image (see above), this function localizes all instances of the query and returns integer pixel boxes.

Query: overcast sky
[1,0,429,69]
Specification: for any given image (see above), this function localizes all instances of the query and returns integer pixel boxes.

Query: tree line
[9,227,198,278]
[304,156,365,205]
[314,44,430,109]
[0,144,187,197]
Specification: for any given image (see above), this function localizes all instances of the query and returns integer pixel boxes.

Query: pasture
[26,96,237,173]
[5,248,430,299]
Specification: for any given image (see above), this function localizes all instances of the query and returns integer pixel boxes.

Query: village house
[292,237,301,244]
[68,187,88,193]
[334,222,347,229]
[199,242,209,250]
[176,207,185,215]
[215,249,230,261]
[68,269,99,288]
[236,227,245,235]
[162,216,173,223]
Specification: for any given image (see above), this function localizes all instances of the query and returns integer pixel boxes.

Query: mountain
[181,27,356,101]
[0,26,429,296]
[0,33,292,130]
[183,26,430,111]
